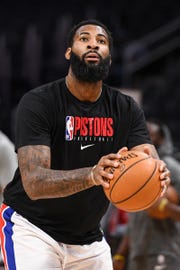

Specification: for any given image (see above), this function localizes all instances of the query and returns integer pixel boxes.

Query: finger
[102,153,121,162]
[160,184,168,197]
[162,184,168,193]
[99,156,120,169]
[158,162,168,172]
[160,176,171,198]
[100,179,111,189]
[92,165,113,187]
[161,177,171,186]
[118,147,128,154]
[160,171,170,180]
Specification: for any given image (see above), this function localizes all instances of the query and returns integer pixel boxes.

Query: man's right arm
[18,145,121,200]
[18,145,95,200]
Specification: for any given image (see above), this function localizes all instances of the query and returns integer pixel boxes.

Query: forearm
[113,234,129,270]
[114,234,129,258]
[23,166,94,200]
[18,145,123,200]
[18,145,95,200]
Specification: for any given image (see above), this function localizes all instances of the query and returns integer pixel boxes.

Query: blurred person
[101,203,129,256]
[0,130,17,266]
[0,20,170,270]
[113,118,180,270]
[0,130,17,203]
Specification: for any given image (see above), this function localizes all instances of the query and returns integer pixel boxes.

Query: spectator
[113,118,180,270]
[0,130,17,202]
[0,130,17,266]
[102,204,129,256]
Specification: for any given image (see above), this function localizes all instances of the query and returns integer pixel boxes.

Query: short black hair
[67,19,113,53]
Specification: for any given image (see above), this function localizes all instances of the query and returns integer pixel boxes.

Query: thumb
[143,146,151,156]
[118,147,128,154]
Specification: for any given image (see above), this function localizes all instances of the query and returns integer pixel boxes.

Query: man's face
[65,24,111,82]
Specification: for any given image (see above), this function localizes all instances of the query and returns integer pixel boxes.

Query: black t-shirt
[4,78,151,244]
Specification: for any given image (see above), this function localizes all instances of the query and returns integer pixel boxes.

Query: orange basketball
[147,185,179,219]
[103,150,162,212]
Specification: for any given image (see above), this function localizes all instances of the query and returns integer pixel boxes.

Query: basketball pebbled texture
[103,150,162,212]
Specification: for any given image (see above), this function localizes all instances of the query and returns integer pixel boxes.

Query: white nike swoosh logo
[80,144,95,150]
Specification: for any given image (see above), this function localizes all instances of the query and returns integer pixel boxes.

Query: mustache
[83,50,102,59]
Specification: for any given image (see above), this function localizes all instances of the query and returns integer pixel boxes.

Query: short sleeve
[127,99,151,149]
[15,91,52,150]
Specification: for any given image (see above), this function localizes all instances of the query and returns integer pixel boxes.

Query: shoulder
[103,84,143,117]
[18,78,66,110]
[103,84,139,105]
[22,78,65,100]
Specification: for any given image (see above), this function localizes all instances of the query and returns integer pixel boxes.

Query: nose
[87,39,99,50]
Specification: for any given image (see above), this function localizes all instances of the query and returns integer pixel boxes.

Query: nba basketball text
[65,116,114,143]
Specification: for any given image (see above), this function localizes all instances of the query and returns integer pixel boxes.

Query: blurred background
[0,0,180,150]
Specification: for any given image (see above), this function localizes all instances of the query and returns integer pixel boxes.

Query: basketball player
[0,20,170,270]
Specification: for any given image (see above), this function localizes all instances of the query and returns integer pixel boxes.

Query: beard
[70,51,111,82]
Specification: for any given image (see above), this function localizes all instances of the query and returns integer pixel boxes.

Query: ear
[65,47,72,60]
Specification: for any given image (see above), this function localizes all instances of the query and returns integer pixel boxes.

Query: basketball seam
[110,156,158,204]
[119,186,162,211]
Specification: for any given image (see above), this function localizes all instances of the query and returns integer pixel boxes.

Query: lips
[85,52,100,61]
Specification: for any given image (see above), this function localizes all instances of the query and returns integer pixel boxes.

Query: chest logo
[80,144,95,150]
[65,115,114,142]
[65,116,74,141]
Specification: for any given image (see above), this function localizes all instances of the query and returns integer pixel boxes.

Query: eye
[80,37,88,42]
[98,39,106,45]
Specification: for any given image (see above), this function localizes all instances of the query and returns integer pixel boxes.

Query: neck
[65,71,103,102]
